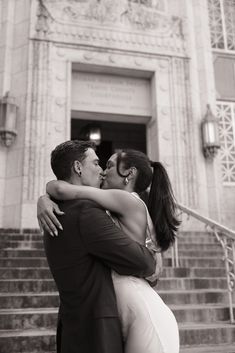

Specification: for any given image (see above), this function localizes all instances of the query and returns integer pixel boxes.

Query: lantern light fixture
[79,123,102,146]
[0,92,18,147]
[201,104,220,160]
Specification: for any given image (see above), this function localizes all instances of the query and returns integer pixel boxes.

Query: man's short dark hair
[51,140,95,180]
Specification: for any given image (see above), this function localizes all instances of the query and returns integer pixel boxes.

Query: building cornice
[31,0,186,57]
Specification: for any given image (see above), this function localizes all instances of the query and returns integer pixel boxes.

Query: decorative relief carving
[160,84,167,91]
[109,55,116,63]
[134,58,142,66]
[38,0,168,29]
[33,0,185,55]
[162,131,171,140]
[70,48,155,70]
[55,97,66,106]
[158,59,169,69]
[83,52,94,61]
[56,73,66,81]
[161,107,168,115]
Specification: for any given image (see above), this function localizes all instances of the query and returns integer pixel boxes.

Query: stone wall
[0,0,234,230]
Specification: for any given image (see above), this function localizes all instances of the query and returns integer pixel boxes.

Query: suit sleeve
[78,201,155,278]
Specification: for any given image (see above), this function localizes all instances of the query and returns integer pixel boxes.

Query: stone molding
[170,57,198,208]
[32,0,186,56]
[23,40,53,202]
[22,40,195,207]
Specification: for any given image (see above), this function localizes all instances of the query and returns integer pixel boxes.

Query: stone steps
[162,267,226,278]
[157,277,228,290]
[0,257,49,267]
[0,229,234,352]
[0,248,224,258]
[179,322,235,346]
[177,242,222,250]
[0,267,52,279]
[0,328,55,353]
[0,293,59,309]
[158,289,235,305]
[1,256,225,268]
[1,288,233,310]
[3,240,223,250]
[0,304,233,331]
[175,257,225,267]
[171,304,235,323]
[0,279,57,292]
[180,343,235,352]
[0,308,57,330]
[1,323,235,353]
[0,266,226,279]
[2,240,44,249]
[0,277,228,292]
[178,236,218,243]
[0,249,45,257]
[0,230,219,243]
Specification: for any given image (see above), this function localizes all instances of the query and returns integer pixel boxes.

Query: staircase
[0,229,235,353]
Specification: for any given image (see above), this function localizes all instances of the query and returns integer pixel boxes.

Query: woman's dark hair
[116,149,152,193]
[148,161,180,251]
[116,149,180,251]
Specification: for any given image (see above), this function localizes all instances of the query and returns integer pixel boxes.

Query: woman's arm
[46,180,142,217]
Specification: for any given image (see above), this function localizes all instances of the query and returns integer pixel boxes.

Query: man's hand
[37,194,64,236]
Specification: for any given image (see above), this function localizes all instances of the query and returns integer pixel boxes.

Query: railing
[172,203,235,323]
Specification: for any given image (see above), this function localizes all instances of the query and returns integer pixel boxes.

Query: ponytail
[148,161,180,252]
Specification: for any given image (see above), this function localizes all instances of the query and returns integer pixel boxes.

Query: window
[208,0,235,51]
[217,102,235,184]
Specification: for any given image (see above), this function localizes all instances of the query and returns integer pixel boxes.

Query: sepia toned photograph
[0,0,235,352]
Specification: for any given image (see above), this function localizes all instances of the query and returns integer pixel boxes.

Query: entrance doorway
[71,119,147,169]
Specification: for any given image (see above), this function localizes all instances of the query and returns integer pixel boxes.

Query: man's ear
[73,160,82,176]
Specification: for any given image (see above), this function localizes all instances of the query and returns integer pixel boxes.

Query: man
[38,140,155,353]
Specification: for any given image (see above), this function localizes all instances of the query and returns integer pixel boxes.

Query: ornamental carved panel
[34,0,185,56]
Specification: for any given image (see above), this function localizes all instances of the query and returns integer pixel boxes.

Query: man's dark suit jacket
[44,199,155,353]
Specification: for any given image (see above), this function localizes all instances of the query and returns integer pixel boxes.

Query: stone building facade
[0,0,234,229]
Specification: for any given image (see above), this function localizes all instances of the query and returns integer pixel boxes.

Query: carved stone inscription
[71,72,151,116]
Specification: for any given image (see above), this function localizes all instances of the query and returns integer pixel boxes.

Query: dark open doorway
[71,119,147,169]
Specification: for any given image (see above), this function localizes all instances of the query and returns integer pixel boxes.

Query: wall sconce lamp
[80,123,102,146]
[201,104,220,160]
[0,93,18,147]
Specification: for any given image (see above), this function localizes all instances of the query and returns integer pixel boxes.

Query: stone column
[0,0,15,225]
[185,0,222,221]
[1,0,32,228]
[20,40,71,228]
[148,56,198,211]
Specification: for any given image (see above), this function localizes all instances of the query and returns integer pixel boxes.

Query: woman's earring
[78,171,81,177]
[124,177,129,185]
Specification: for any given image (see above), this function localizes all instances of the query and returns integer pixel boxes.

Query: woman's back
[109,193,148,245]
[110,193,179,353]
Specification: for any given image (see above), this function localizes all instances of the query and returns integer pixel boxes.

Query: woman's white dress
[110,193,180,353]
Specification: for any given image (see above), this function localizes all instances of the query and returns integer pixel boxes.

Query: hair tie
[150,161,160,168]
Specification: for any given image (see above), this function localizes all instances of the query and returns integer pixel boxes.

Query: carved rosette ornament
[33,0,186,56]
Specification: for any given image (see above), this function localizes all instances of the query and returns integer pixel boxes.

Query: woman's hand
[37,194,64,236]
[145,252,163,287]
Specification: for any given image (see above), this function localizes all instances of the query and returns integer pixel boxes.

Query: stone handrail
[173,203,235,323]
[178,203,235,240]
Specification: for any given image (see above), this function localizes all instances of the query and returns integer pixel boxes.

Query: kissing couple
[38,140,180,353]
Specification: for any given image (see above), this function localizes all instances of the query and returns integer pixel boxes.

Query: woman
[43,149,180,353]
